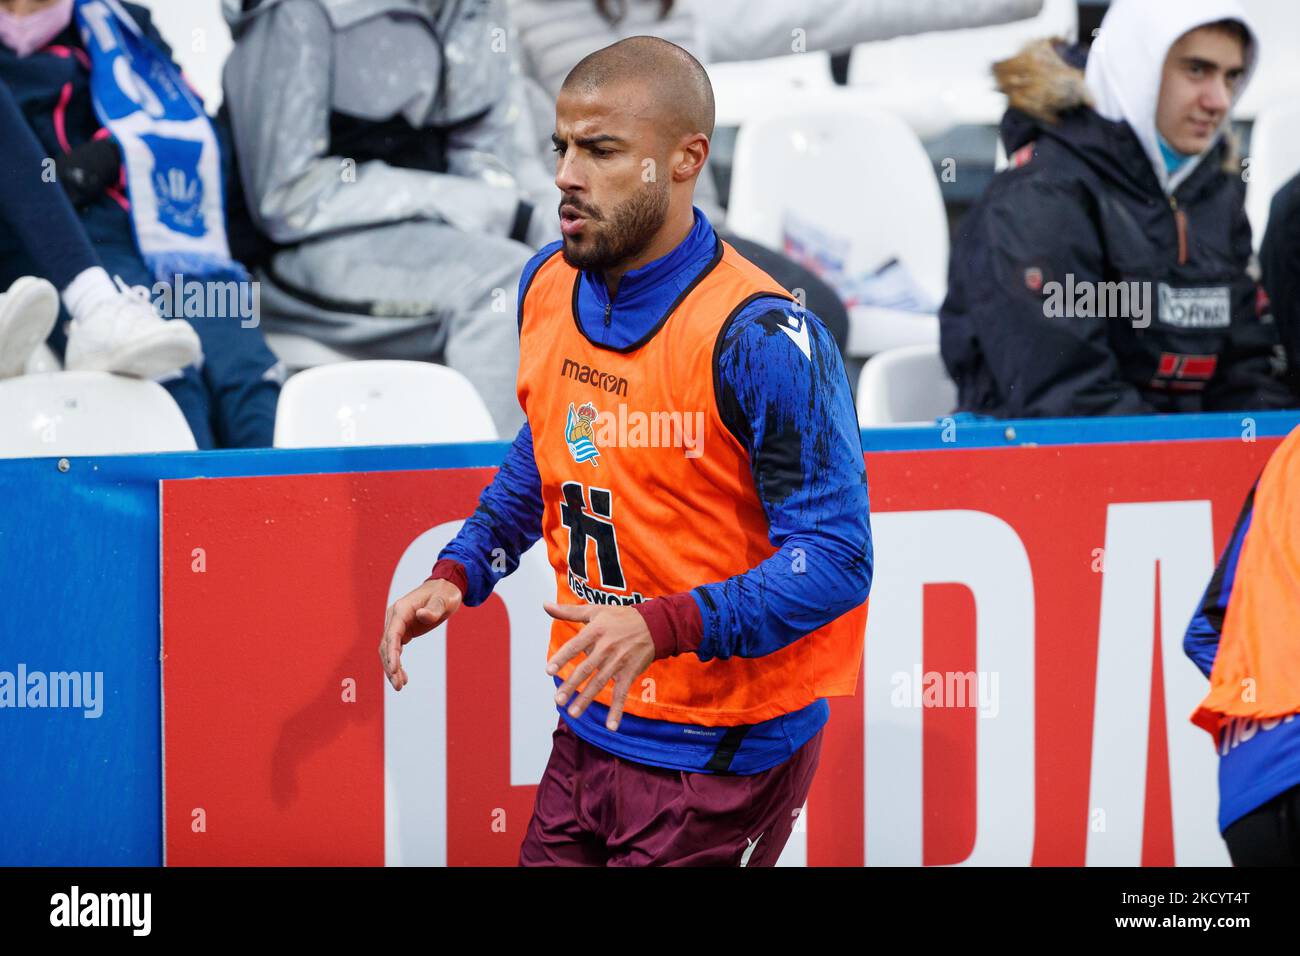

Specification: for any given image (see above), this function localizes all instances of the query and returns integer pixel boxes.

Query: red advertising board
[161,438,1276,866]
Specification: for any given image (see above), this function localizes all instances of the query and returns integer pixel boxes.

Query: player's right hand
[379,578,463,691]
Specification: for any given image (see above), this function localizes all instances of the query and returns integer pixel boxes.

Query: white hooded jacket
[1085,0,1258,195]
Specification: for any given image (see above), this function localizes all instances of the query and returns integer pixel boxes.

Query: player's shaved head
[551,36,714,281]
[561,35,715,143]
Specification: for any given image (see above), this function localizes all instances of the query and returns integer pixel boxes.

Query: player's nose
[555,150,584,194]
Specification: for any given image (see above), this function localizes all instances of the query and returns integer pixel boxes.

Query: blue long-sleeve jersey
[1184,481,1300,831]
[440,207,872,773]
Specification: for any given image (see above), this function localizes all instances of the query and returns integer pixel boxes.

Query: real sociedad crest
[140,134,205,237]
[565,402,600,467]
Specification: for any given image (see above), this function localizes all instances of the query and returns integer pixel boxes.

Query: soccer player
[1186,427,1300,865]
[379,36,871,867]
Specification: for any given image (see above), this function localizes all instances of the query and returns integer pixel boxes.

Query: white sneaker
[0,276,59,380]
[64,277,202,379]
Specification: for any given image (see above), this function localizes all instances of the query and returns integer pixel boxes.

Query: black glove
[55,138,122,208]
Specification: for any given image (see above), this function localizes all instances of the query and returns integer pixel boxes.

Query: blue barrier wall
[2,410,1298,865]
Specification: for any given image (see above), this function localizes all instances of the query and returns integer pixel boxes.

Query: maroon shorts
[518,716,823,866]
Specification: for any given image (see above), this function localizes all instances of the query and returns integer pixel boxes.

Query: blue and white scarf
[73,0,246,283]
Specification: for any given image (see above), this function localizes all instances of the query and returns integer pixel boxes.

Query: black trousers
[1222,782,1300,865]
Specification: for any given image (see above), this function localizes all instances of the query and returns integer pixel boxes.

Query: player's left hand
[544,602,655,732]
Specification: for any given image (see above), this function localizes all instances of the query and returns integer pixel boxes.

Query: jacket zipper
[603,281,616,329]
[1169,196,1188,266]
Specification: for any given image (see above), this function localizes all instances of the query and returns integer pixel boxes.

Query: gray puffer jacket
[222,0,556,249]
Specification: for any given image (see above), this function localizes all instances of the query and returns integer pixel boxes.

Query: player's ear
[673,133,709,182]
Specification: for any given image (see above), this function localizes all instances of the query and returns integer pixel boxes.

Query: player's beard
[559,179,670,274]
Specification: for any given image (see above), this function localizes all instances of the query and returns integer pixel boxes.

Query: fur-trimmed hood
[994,37,1092,126]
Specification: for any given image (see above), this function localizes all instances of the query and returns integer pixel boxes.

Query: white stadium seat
[847,0,1078,133]
[855,344,957,427]
[726,95,948,359]
[846,308,940,359]
[273,360,498,448]
[0,371,197,458]
[707,51,833,129]
[1244,101,1300,251]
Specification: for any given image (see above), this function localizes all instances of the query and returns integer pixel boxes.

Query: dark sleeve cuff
[634,591,704,660]
[426,558,468,600]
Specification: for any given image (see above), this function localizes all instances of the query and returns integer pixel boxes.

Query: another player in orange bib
[380,36,872,866]
[1186,425,1300,864]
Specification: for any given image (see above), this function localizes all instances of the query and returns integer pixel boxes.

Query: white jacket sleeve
[693,0,1045,63]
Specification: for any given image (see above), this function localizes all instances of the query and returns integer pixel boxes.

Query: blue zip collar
[575,206,721,351]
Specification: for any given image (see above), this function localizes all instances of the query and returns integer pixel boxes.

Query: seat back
[0,372,197,458]
[273,360,498,448]
[855,344,957,426]
[707,51,832,128]
[728,96,949,306]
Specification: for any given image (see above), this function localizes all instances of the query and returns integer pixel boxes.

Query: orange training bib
[517,238,868,726]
